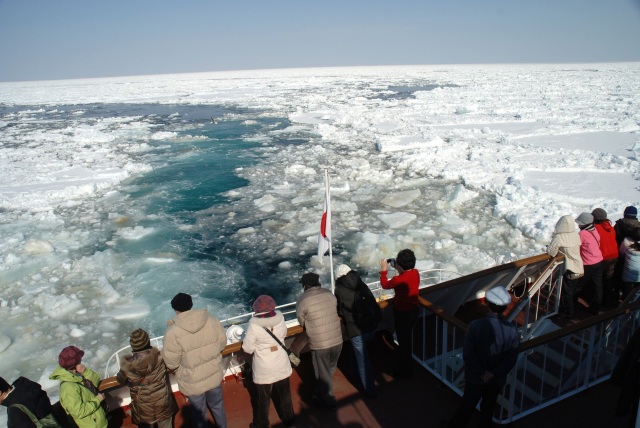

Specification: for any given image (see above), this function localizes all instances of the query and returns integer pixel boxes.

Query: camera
[387,258,396,268]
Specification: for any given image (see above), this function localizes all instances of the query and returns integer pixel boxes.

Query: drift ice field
[0,63,639,394]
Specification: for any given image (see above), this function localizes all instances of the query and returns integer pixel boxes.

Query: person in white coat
[242,295,294,428]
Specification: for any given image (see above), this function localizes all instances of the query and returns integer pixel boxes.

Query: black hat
[591,208,607,222]
[625,206,638,219]
[171,293,193,312]
[300,272,320,287]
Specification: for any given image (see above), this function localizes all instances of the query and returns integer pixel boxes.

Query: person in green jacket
[49,345,108,428]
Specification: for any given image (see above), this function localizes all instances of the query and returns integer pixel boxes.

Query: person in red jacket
[592,208,619,306]
[380,248,420,378]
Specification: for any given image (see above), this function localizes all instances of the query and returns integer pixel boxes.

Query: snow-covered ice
[0,63,639,407]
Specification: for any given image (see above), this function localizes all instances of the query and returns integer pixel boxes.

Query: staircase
[411,254,640,424]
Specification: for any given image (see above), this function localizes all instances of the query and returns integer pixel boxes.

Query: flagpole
[325,168,335,294]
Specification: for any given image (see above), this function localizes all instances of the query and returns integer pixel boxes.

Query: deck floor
[108,326,630,428]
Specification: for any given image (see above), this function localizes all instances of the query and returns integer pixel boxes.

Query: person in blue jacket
[441,286,520,428]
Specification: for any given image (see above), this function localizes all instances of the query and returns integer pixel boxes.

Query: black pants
[253,377,294,428]
[393,308,419,375]
[581,262,604,311]
[449,382,501,428]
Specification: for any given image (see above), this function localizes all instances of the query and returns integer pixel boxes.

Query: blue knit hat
[624,206,638,219]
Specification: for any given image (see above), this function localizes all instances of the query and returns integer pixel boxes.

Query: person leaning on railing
[440,286,520,428]
[379,248,420,378]
[116,328,177,428]
[546,214,583,319]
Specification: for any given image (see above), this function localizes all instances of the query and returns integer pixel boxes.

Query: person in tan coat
[296,272,343,408]
[161,293,227,428]
[117,329,177,428]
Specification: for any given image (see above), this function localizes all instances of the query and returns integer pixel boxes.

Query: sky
[1,0,640,82]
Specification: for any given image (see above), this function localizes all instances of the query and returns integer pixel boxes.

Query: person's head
[625,206,638,220]
[591,208,607,223]
[575,212,594,229]
[171,292,193,312]
[0,377,10,405]
[300,272,321,290]
[335,264,351,279]
[485,286,511,314]
[58,345,84,370]
[129,328,151,352]
[395,249,416,271]
[0,377,10,394]
[253,294,276,318]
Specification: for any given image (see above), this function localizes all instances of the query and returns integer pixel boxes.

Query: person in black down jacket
[0,376,58,428]
[334,264,380,398]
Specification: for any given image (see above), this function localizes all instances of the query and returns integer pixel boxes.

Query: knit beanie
[624,206,638,219]
[591,208,607,222]
[575,212,594,226]
[129,328,151,352]
[58,345,84,369]
[335,264,351,279]
[253,295,276,317]
[171,293,193,312]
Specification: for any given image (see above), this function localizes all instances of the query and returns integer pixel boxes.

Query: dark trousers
[311,343,342,405]
[581,262,604,311]
[601,258,618,305]
[561,276,581,317]
[253,377,294,428]
[449,382,501,428]
[394,308,419,375]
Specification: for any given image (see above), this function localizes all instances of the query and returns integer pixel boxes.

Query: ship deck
[107,323,630,428]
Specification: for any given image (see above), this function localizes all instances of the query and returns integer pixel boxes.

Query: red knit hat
[253,295,276,317]
[58,345,84,369]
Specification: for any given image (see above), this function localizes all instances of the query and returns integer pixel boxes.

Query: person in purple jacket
[575,212,604,315]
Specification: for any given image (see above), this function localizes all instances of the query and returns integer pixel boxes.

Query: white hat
[335,264,351,279]
[485,286,511,306]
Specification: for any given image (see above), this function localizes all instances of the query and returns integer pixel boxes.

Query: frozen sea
[0,63,639,402]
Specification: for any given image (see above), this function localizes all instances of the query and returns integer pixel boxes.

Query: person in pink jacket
[576,212,604,315]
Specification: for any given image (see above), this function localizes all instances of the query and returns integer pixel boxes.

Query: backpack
[353,281,382,330]
[9,404,63,428]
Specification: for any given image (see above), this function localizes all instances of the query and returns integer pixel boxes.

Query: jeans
[253,377,294,428]
[187,384,227,428]
[449,382,501,428]
[311,343,343,406]
[350,331,376,396]
[394,308,419,375]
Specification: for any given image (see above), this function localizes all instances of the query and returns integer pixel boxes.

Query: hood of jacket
[336,271,360,291]
[596,220,614,232]
[249,310,284,329]
[167,309,210,334]
[49,366,83,383]
[554,215,578,234]
[120,347,161,377]
[2,377,40,407]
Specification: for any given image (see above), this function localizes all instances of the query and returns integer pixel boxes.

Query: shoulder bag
[263,327,301,367]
